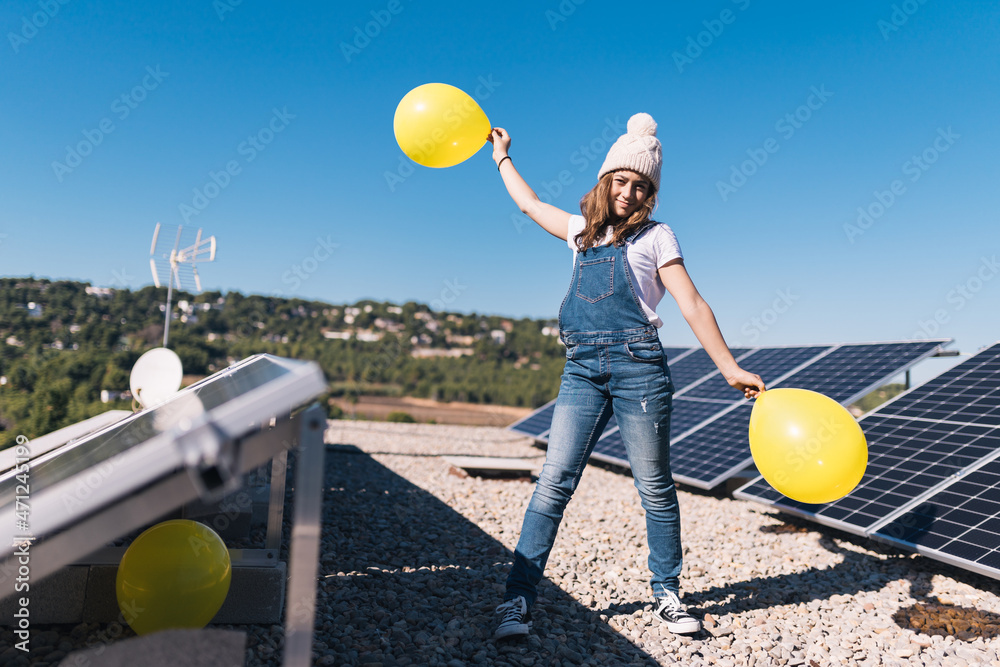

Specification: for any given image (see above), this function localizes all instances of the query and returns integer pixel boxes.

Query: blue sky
[1,1,998,383]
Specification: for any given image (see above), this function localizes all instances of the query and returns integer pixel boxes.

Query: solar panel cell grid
[806,416,1000,533]
[669,398,736,437]
[680,346,829,400]
[879,344,1000,425]
[670,342,946,488]
[874,455,1000,573]
[508,402,558,439]
[669,404,754,486]
[592,429,626,464]
[661,347,691,362]
[667,347,752,392]
[775,342,942,404]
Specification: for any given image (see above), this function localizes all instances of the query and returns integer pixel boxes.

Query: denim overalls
[505,221,683,605]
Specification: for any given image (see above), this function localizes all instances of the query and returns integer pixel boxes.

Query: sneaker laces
[495,598,526,625]
[655,590,687,615]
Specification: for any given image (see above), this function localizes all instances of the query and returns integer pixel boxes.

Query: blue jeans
[505,337,682,606]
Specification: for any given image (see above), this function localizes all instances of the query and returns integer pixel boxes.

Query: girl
[487,113,766,639]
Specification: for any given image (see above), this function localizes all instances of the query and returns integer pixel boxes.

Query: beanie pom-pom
[627,112,657,137]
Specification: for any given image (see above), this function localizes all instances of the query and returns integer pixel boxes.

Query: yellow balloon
[116,519,232,635]
[748,388,868,504]
[393,83,491,168]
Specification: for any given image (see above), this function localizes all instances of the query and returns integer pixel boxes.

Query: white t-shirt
[566,214,683,328]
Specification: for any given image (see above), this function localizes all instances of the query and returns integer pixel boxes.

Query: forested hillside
[0,278,564,448]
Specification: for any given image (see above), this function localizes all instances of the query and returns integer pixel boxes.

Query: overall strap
[624,220,657,245]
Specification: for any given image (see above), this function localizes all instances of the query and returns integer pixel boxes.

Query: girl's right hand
[488,127,511,164]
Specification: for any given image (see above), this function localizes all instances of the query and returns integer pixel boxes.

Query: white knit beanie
[597,113,662,190]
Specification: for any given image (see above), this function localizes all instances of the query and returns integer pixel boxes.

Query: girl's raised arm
[489,127,572,241]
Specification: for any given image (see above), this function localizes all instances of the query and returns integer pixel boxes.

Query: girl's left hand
[725,368,766,399]
[487,127,511,163]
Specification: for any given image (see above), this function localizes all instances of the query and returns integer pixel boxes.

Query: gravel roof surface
[307,421,1000,667]
[4,419,1000,666]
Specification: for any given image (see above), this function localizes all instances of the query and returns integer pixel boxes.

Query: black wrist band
[497,155,511,170]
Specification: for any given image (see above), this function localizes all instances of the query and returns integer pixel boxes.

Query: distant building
[101,389,132,403]
[490,330,506,345]
[85,286,115,297]
[446,334,476,346]
[410,348,473,358]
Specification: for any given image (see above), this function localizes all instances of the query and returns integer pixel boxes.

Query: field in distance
[330,395,534,427]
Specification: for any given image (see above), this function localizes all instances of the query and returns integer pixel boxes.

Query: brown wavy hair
[574,171,658,252]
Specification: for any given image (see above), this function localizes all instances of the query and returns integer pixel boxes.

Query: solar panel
[736,414,1000,534]
[668,398,737,438]
[870,452,1000,578]
[0,353,328,667]
[661,345,831,449]
[876,343,1000,426]
[592,428,626,466]
[668,347,750,392]
[775,342,947,404]
[662,347,692,363]
[511,341,947,490]
[669,341,946,488]
[679,346,829,400]
[0,353,327,577]
[508,399,557,441]
[736,342,1000,581]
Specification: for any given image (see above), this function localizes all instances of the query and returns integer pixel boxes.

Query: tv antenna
[149,223,217,347]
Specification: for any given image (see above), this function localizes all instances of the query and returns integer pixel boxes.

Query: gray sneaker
[652,590,701,634]
[494,596,532,639]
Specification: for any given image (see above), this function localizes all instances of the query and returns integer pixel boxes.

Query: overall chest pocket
[575,256,615,303]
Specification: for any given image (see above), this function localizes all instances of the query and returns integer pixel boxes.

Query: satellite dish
[131,347,184,409]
